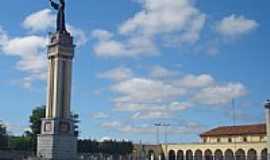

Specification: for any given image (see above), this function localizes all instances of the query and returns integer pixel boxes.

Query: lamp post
[154,123,162,145]
[160,123,170,160]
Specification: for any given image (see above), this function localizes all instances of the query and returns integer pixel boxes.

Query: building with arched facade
[163,123,267,160]
[132,103,270,160]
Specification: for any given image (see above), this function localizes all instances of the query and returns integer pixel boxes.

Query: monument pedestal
[37,134,77,160]
[37,118,77,160]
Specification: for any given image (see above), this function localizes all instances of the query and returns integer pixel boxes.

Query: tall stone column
[265,100,270,160]
[37,31,77,160]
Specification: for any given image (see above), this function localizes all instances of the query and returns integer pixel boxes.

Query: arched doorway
[177,150,184,160]
[236,149,246,160]
[194,150,203,160]
[205,149,213,160]
[261,149,267,160]
[148,150,155,160]
[186,150,193,160]
[247,149,257,160]
[214,150,223,160]
[169,150,176,160]
[225,149,234,160]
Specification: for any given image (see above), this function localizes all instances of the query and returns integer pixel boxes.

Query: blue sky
[0,0,269,144]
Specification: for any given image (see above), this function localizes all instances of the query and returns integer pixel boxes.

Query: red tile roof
[200,123,266,137]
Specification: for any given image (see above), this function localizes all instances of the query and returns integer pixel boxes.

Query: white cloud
[114,103,149,112]
[0,26,8,46]
[129,102,191,119]
[119,0,205,43]
[92,29,114,41]
[216,15,258,37]
[23,9,55,32]
[132,110,170,119]
[92,0,206,57]
[112,78,186,103]
[168,101,192,111]
[92,30,157,57]
[91,112,109,119]
[101,121,122,129]
[99,66,249,120]
[2,36,48,80]
[149,66,178,78]
[0,9,88,88]
[101,121,155,134]
[192,83,247,105]
[98,67,134,81]
[0,27,48,88]
[100,120,204,135]
[67,25,88,46]
[23,9,87,46]
[174,74,215,88]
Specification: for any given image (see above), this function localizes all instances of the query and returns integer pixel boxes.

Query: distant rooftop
[200,123,266,137]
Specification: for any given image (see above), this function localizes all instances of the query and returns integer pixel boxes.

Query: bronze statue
[49,0,66,32]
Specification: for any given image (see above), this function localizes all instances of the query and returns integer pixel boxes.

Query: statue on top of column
[49,0,66,33]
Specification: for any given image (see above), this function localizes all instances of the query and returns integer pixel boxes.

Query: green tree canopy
[78,139,133,155]
[0,122,8,149]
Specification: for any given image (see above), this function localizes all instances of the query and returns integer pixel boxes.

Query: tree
[29,105,46,152]
[29,106,46,136]
[0,122,8,149]
[77,139,133,155]
[9,135,32,151]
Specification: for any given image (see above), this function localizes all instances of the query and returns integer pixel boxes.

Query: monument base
[37,134,77,160]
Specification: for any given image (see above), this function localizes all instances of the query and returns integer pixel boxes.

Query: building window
[217,138,220,143]
[228,138,232,143]
[243,137,247,142]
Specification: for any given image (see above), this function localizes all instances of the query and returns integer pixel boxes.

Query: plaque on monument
[44,122,52,132]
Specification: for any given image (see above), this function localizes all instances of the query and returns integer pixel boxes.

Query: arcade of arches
[165,148,267,160]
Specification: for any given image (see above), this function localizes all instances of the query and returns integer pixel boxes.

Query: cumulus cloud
[0,8,88,88]
[130,102,191,119]
[149,66,178,78]
[23,9,55,32]
[0,27,48,88]
[0,26,8,46]
[92,29,157,57]
[192,83,247,105]
[112,78,186,103]
[173,74,215,88]
[132,110,171,119]
[91,112,109,119]
[92,0,206,57]
[23,9,87,46]
[101,120,205,135]
[119,0,206,43]
[98,67,134,81]
[67,25,88,46]
[216,15,258,37]
[99,66,248,121]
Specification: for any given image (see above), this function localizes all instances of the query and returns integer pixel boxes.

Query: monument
[265,100,270,160]
[37,0,77,159]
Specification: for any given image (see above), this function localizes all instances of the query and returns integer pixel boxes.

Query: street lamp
[154,123,162,145]
[160,123,170,160]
